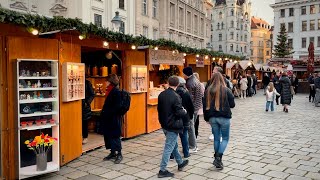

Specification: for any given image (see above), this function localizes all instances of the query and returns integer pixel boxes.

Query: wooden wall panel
[6,36,59,179]
[123,51,147,138]
[59,42,82,165]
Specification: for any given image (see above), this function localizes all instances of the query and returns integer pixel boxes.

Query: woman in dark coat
[280,72,292,113]
[82,79,95,144]
[100,74,123,164]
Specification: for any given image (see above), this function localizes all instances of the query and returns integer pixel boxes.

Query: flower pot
[36,121,42,126]
[27,121,33,126]
[49,119,55,124]
[36,153,47,171]
[41,120,47,125]
[21,122,27,128]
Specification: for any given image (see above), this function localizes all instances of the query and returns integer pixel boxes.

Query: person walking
[203,72,235,170]
[193,73,204,139]
[252,74,258,95]
[279,72,292,113]
[309,73,316,102]
[263,73,270,94]
[157,76,189,178]
[240,75,248,99]
[183,67,203,153]
[291,74,299,94]
[273,72,281,105]
[101,74,123,164]
[265,82,280,112]
[314,72,320,107]
[246,74,253,97]
[82,79,95,144]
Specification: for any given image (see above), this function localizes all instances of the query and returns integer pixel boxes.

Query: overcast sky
[251,0,275,25]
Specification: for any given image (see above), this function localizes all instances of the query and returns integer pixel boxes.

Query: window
[280,23,285,30]
[221,22,224,29]
[219,34,222,41]
[236,33,239,41]
[187,11,191,29]
[231,9,234,16]
[301,6,306,15]
[310,37,315,44]
[219,45,222,52]
[310,20,315,30]
[231,21,234,28]
[289,8,294,16]
[179,7,184,26]
[211,24,213,31]
[310,5,316,14]
[230,44,233,51]
[170,3,175,24]
[244,46,247,53]
[94,14,102,27]
[169,32,173,40]
[152,0,157,18]
[266,51,270,56]
[318,19,320,30]
[153,29,158,40]
[302,21,307,31]
[230,32,234,39]
[194,15,198,33]
[120,22,125,33]
[280,9,285,17]
[288,22,293,32]
[217,23,220,30]
[241,35,243,41]
[245,35,247,41]
[245,24,247,31]
[236,45,239,52]
[142,0,147,15]
[251,49,253,56]
[219,12,222,19]
[211,35,213,42]
[200,18,204,35]
[241,47,243,52]
[241,24,243,30]
[288,39,293,49]
[119,0,124,9]
[143,26,148,37]
[318,37,320,47]
[302,37,307,48]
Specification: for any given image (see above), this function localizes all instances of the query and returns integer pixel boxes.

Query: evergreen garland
[273,25,294,58]
[0,8,241,60]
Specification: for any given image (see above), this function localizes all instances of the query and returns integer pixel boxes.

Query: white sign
[196,57,204,67]
[149,49,184,65]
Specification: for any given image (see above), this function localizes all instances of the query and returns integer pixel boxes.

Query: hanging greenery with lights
[0,8,241,60]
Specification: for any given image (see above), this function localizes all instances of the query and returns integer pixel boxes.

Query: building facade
[0,0,136,35]
[250,16,272,64]
[211,0,251,58]
[270,0,320,60]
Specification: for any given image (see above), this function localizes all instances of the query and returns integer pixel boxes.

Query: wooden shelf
[19,87,58,91]
[88,76,107,78]
[20,111,58,118]
[20,123,58,131]
[19,98,58,104]
[20,162,59,179]
[19,76,57,80]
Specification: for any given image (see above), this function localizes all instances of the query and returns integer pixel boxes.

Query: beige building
[250,16,272,64]
[134,0,213,48]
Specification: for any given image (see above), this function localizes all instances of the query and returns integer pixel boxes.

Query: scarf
[105,84,115,98]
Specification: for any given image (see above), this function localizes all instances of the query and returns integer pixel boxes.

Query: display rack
[129,65,148,93]
[17,59,60,179]
[62,62,85,102]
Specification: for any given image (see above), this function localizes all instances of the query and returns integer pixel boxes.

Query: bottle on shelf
[92,66,98,76]
[100,66,108,77]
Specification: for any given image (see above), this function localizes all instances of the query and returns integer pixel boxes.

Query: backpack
[119,89,131,115]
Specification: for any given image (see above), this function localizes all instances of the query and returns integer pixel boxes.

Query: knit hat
[178,76,186,84]
[183,67,193,77]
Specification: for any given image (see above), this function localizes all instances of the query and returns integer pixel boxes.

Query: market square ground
[33,92,320,180]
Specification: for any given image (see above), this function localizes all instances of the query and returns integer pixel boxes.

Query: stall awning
[226,62,235,69]
[262,66,270,71]
[254,64,263,71]
[239,61,250,69]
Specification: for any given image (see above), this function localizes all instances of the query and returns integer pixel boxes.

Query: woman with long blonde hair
[203,73,235,170]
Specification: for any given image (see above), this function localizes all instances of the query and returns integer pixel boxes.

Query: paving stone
[76,174,102,180]
[297,165,320,173]
[194,162,214,169]
[264,164,287,172]
[77,164,100,172]
[63,170,88,179]
[260,158,281,165]
[245,161,267,168]
[292,155,312,161]
[305,172,320,179]
[87,167,111,175]
[223,175,246,180]
[228,163,250,171]
[278,161,300,168]
[286,175,312,180]
[133,170,155,179]
[113,175,138,180]
[67,161,87,168]
[182,174,207,180]
[186,167,210,175]
[289,150,309,156]
[245,167,269,174]
[266,171,290,179]
[296,160,318,166]
[100,171,124,179]
[278,157,299,163]
[41,175,68,180]
[228,158,250,165]
[247,174,272,180]
[284,168,307,177]
[56,166,77,175]
[120,167,142,174]
[203,171,227,179]
[227,169,251,178]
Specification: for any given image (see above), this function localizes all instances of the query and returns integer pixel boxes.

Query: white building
[270,0,320,60]
[0,0,136,35]
[211,0,251,58]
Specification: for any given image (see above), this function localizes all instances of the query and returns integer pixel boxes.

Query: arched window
[231,20,234,28]
[219,12,222,19]
[219,45,222,52]
[217,23,220,30]
[244,12,248,20]
[231,9,234,16]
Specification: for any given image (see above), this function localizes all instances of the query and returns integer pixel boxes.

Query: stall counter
[147,97,161,133]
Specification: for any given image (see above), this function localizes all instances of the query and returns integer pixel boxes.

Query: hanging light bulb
[212,57,216,61]
[205,55,209,59]
[234,60,238,63]
[183,53,187,57]
[131,45,136,50]
[154,46,159,50]
[103,41,109,47]
[79,35,85,40]
[27,27,39,35]
[225,57,228,60]
[219,58,222,61]
[196,54,200,58]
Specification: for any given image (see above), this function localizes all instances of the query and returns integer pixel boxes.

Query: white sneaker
[82,138,88,144]
[190,147,198,153]
[209,134,214,140]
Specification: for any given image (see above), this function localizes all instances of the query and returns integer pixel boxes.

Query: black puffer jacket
[176,85,194,128]
[82,80,95,121]
[273,76,281,93]
[280,76,292,105]
[158,88,187,133]
[203,87,235,121]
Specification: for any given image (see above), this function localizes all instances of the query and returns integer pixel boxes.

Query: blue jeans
[209,117,230,154]
[179,127,189,157]
[160,130,183,171]
[266,101,274,111]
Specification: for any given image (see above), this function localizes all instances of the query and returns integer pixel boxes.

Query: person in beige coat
[240,75,248,99]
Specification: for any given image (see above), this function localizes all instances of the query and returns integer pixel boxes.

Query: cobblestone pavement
[36,92,320,180]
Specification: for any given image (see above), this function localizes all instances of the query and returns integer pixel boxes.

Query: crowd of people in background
[309,72,320,107]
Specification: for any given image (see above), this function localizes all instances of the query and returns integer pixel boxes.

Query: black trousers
[310,87,315,101]
[195,115,199,138]
[82,120,88,138]
[276,95,280,105]
[104,135,122,152]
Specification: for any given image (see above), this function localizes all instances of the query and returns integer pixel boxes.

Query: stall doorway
[81,47,122,152]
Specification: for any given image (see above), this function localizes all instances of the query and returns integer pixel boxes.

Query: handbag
[290,86,295,95]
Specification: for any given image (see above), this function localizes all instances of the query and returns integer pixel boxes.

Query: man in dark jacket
[82,79,95,144]
[314,72,320,107]
[273,72,281,105]
[252,74,258,95]
[157,76,189,178]
[308,73,315,102]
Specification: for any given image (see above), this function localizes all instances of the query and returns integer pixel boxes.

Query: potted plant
[24,133,58,171]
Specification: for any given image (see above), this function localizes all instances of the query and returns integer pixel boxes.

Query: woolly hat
[178,76,186,84]
[183,67,193,77]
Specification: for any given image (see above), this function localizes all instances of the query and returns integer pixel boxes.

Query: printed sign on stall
[149,49,184,65]
[196,57,204,67]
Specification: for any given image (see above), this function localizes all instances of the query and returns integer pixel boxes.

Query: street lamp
[111,11,123,32]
